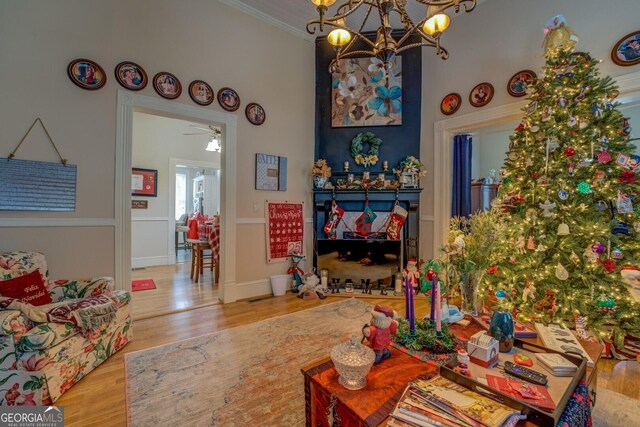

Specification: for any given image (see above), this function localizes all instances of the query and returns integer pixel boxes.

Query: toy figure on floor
[297,272,327,299]
[362,305,398,364]
[288,254,305,292]
[403,258,420,295]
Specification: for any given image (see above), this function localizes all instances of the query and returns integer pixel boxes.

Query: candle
[394,274,403,295]
[407,276,415,333]
[405,275,410,321]
[430,273,436,322]
[343,161,349,172]
[383,160,389,171]
[435,279,442,335]
[321,276,328,287]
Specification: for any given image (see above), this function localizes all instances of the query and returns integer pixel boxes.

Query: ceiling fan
[183,124,222,152]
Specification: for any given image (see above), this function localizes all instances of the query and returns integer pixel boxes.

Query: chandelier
[205,128,222,152]
[306,0,477,70]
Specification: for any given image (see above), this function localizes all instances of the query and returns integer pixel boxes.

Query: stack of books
[389,375,522,427]
[535,353,578,376]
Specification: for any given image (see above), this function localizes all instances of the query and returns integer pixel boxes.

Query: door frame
[115,90,237,302]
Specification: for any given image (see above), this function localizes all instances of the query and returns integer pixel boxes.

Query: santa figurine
[403,258,420,295]
[362,305,398,364]
[621,266,640,302]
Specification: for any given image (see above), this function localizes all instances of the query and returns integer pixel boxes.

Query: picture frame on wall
[131,168,158,197]
[114,61,148,91]
[67,58,107,90]
[188,80,215,106]
[469,82,494,107]
[611,31,640,66]
[218,87,241,112]
[255,153,287,191]
[507,70,537,97]
[153,72,182,99]
[245,103,266,125]
[440,93,461,115]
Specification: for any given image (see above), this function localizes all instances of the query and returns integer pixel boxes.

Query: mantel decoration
[351,132,382,167]
[311,159,332,189]
[306,0,478,72]
[393,156,426,188]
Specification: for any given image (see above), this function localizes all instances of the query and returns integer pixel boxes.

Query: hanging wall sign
[265,200,304,263]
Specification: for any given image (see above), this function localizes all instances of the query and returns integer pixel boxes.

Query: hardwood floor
[130,252,219,320]
[56,292,640,426]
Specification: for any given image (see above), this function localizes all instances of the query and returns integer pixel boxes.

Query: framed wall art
[440,93,461,115]
[131,168,158,197]
[611,31,640,66]
[265,200,304,263]
[469,82,494,107]
[331,57,402,127]
[67,58,106,90]
[153,72,182,99]
[507,70,537,97]
[218,87,241,112]
[188,80,214,106]
[246,103,266,125]
[114,61,148,91]
[255,153,287,191]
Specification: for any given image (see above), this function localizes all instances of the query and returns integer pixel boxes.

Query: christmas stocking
[355,204,377,236]
[323,201,344,239]
[386,205,408,240]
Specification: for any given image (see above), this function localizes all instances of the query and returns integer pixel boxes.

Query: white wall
[0,0,314,293]
[420,0,640,259]
[470,122,517,181]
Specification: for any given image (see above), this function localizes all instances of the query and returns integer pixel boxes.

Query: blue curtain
[451,134,473,217]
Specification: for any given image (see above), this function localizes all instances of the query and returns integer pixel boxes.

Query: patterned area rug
[592,388,640,426]
[125,299,372,426]
[131,279,156,292]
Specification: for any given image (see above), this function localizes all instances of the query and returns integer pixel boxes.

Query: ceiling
[220,0,483,42]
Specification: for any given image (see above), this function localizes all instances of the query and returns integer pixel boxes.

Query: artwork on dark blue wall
[331,57,402,128]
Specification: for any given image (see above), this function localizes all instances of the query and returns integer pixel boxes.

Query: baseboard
[223,278,277,302]
[131,255,175,269]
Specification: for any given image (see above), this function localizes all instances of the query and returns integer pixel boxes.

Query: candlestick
[343,161,349,172]
[394,272,403,296]
[435,277,442,336]
[383,160,388,171]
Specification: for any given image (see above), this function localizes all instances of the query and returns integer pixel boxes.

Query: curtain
[451,134,473,217]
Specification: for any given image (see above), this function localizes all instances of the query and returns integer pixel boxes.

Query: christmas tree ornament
[541,106,553,121]
[629,155,640,169]
[616,192,634,214]
[573,313,589,340]
[503,177,512,184]
[609,89,620,99]
[530,125,540,133]
[620,118,632,136]
[591,102,604,118]
[557,223,570,235]
[557,97,567,107]
[555,263,569,280]
[508,152,518,161]
[543,15,579,52]
[526,234,536,250]
[532,171,539,179]
[584,246,599,262]
[619,170,636,184]
[567,162,574,176]
[536,175,550,186]
[525,208,538,222]
[515,236,526,254]
[557,189,569,200]
[577,181,591,194]
[599,258,617,273]
[525,158,534,167]
[592,242,605,254]
[593,171,606,185]
[575,84,588,102]
[523,281,536,303]
[564,147,576,157]
[596,200,607,211]
[634,222,640,232]
[616,153,630,167]
[495,290,507,300]
[597,148,612,164]
[535,243,548,252]
[612,220,632,236]
[526,102,538,115]
[567,116,577,127]
[611,247,624,260]
[579,119,589,130]
[598,135,609,145]
[569,251,581,265]
[620,266,640,302]
[539,199,556,217]
[595,294,616,312]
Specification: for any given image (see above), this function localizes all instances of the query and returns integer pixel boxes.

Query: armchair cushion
[0,271,52,306]
[17,323,79,352]
[0,310,33,339]
[0,252,49,281]
[48,277,114,302]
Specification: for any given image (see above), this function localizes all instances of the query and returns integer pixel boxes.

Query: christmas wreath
[351,132,382,167]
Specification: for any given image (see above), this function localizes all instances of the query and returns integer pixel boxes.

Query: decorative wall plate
[469,82,494,107]
[114,61,148,91]
[217,87,241,112]
[188,80,215,106]
[440,93,461,115]
[246,102,266,125]
[611,31,640,66]
[507,70,537,97]
[67,58,106,90]
[153,72,182,99]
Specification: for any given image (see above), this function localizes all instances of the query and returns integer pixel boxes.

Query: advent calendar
[265,200,304,263]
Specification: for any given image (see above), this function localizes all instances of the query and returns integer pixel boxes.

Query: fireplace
[313,189,420,289]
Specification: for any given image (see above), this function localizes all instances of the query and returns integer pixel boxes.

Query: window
[175,173,187,220]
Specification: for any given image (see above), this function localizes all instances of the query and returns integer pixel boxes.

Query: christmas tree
[484,16,640,340]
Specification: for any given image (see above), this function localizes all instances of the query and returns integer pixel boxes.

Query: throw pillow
[0,270,52,306]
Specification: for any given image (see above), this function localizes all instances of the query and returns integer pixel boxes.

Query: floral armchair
[0,251,132,405]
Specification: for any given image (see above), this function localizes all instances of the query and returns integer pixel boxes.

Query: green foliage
[394,318,457,353]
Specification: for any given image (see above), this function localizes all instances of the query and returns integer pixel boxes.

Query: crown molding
[219,0,314,43]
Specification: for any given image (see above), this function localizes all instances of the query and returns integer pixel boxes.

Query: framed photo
[255,153,287,191]
[114,61,147,91]
[245,102,266,125]
[67,58,106,90]
[188,80,214,106]
[153,72,182,99]
[217,87,241,112]
[440,93,461,115]
[131,168,158,197]
[611,31,640,66]
[469,82,494,107]
[507,70,537,97]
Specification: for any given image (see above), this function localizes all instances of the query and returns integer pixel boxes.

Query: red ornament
[487,265,499,275]
[620,170,636,184]
[532,172,539,179]
[598,258,617,273]
[426,269,436,281]
[564,147,576,157]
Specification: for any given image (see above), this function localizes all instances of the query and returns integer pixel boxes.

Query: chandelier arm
[306,0,369,34]
[336,49,383,60]
[413,0,477,13]
[392,1,416,31]
[320,21,377,50]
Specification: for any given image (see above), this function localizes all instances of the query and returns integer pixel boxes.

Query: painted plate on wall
[67,58,106,90]
[507,70,537,97]
[469,82,494,107]
[611,31,640,66]
[218,87,241,112]
[246,103,266,125]
[440,93,461,115]
[188,80,215,106]
[153,72,182,99]
[114,61,148,91]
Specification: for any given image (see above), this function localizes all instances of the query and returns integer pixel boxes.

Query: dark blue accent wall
[314,34,422,173]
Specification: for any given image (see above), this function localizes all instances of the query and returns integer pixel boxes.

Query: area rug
[592,388,640,426]
[131,279,156,292]
[125,299,372,426]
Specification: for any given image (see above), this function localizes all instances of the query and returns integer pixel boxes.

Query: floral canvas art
[331,57,402,127]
